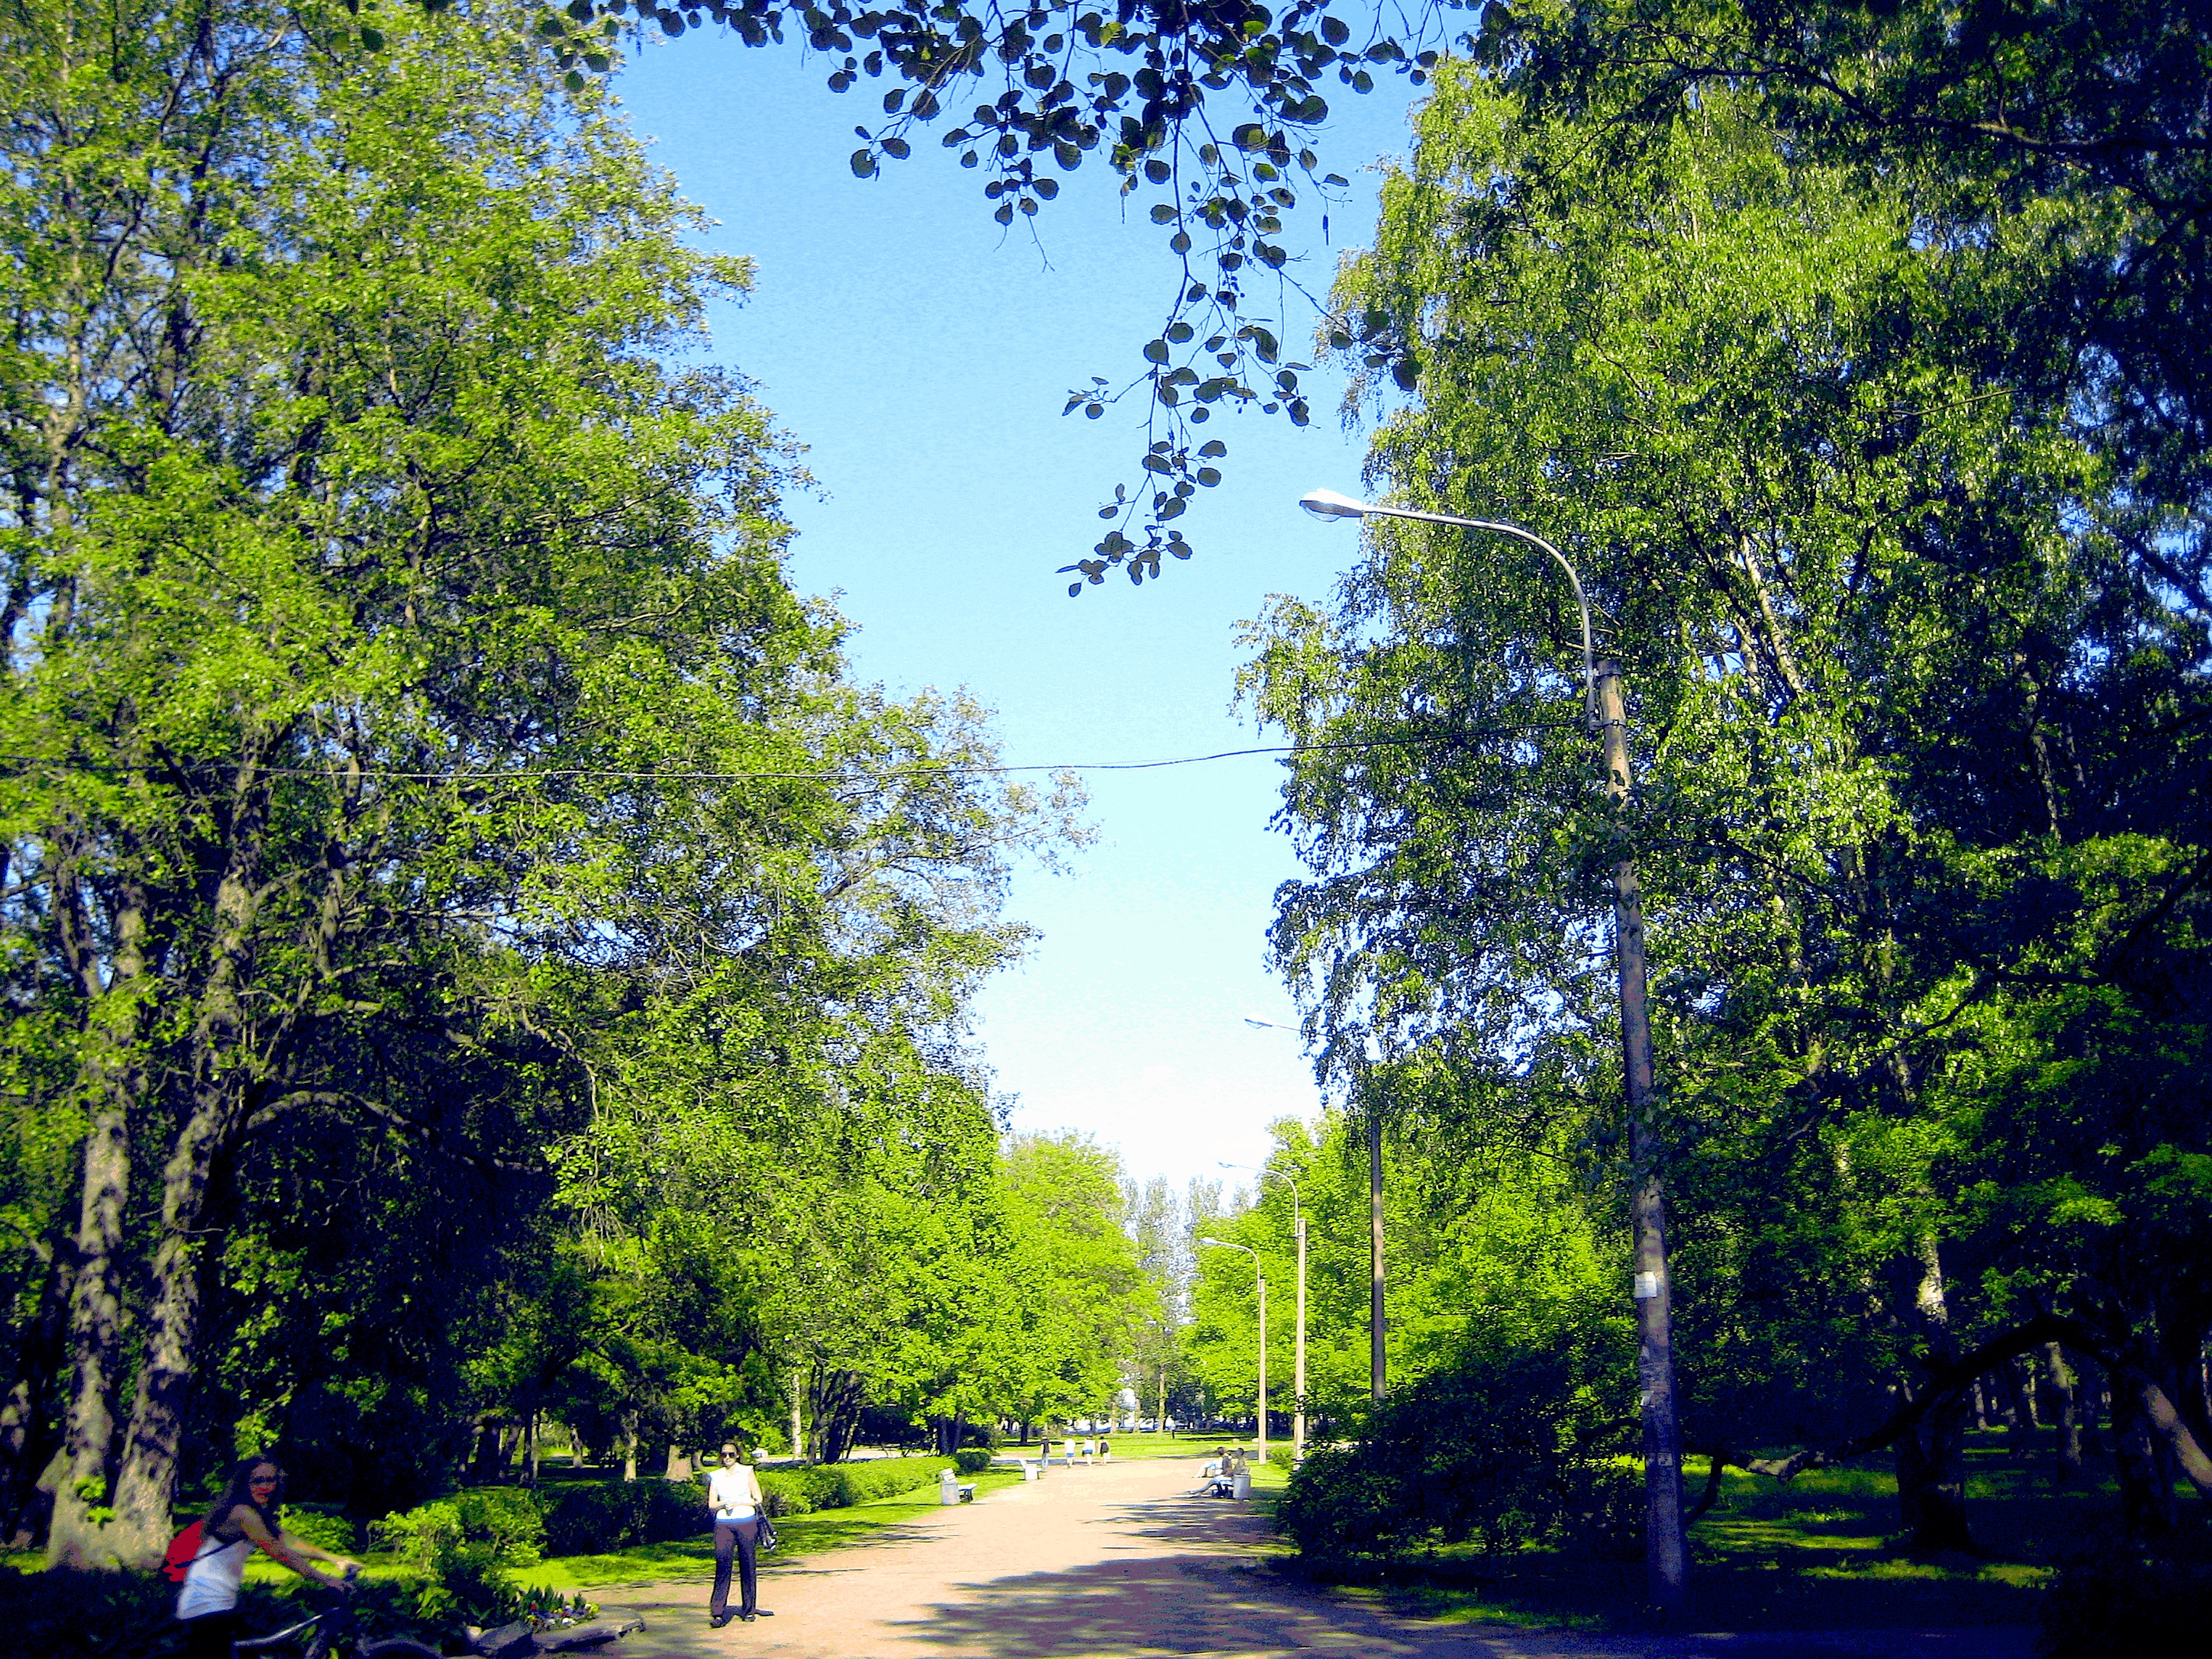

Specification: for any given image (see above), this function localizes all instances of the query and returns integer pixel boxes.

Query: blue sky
[616,37,1426,1192]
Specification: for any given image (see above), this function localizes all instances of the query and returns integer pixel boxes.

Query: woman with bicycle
[176,1456,363,1659]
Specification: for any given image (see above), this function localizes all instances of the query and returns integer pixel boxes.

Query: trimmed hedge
[952,1449,994,1475]
[754,1455,946,1518]
[355,1458,955,1563]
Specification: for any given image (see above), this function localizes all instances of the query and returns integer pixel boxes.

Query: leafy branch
[493,0,1468,585]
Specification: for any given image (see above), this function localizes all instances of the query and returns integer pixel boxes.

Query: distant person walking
[706,1441,770,1627]
[176,1457,361,1659]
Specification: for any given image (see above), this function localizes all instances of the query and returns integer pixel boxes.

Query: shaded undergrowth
[1288,1431,2205,1633]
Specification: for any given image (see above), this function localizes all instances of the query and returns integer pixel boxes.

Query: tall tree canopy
[0,0,1076,1565]
[1242,44,2211,1552]
[483,0,2212,589]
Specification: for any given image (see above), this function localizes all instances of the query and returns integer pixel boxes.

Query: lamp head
[1199,1237,1226,1248]
[1300,488,1369,521]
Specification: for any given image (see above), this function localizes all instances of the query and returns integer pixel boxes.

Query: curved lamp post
[1223,1161,1305,1464]
[1198,1237,1266,1467]
[1298,487,1685,1616]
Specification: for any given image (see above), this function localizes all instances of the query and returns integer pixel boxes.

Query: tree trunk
[810,1368,864,1464]
[2113,1382,2176,1539]
[470,1421,502,1483]
[2163,1324,2212,1462]
[109,1091,251,1565]
[112,753,293,1565]
[1,1247,75,1547]
[48,886,151,1570]
[1998,1358,2031,1455]
[2044,1343,2085,1481]
[1893,1237,1973,1554]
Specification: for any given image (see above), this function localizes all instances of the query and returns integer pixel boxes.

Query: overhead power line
[0,723,1587,786]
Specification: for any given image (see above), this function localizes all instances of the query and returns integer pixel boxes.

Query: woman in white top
[176,1457,362,1659]
[705,1441,769,1626]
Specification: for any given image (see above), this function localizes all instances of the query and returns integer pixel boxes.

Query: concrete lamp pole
[1198,1237,1266,1467]
[1223,1161,1305,1464]
[1298,487,1687,1617]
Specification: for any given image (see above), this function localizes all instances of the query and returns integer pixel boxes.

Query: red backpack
[161,1520,210,1583]
[162,1518,271,1583]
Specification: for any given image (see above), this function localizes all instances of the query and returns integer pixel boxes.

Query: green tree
[0,0,1072,1563]
[1241,58,2211,1549]
[996,1131,1155,1432]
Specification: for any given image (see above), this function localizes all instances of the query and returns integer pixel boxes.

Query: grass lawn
[994,1431,1207,1462]
[1305,1430,2198,1633]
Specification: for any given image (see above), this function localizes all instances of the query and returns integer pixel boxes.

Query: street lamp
[1198,1237,1266,1468]
[1299,487,1686,1616]
[1222,1161,1305,1464]
[1248,1013,1388,1407]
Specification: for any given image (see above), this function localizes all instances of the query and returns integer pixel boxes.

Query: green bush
[0,1565,448,1658]
[0,1563,191,1659]
[279,1502,358,1555]
[952,1449,994,1475]
[2038,1555,2212,1658]
[1277,1337,1634,1562]
[374,1498,466,1568]
[537,1478,705,1555]
[453,1486,547,1568]
[1267,1447,1295,1471]
[374,1485,547,1605]
[755,1465,837,1517]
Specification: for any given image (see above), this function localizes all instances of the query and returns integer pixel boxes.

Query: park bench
[937,1468,978,1504]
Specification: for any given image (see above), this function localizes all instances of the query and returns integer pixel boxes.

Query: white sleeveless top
[176,1526,254,1619]
[708,1465,759,1520]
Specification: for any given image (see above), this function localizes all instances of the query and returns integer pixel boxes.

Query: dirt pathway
[601,1454,2034,1659]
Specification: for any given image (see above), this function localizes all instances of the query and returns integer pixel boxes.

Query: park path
[602,1454,2034,1659]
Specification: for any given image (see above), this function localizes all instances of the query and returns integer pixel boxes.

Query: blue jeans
[711,1517,759,1618]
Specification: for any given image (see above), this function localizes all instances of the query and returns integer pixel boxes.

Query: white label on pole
[1633,1272,1661,1300]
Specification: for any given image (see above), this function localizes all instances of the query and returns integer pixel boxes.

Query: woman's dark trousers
[711,1517,760,1620]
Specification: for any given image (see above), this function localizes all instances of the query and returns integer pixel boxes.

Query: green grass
[994,1431,1206,1462]
[1300,1431,2199,1633]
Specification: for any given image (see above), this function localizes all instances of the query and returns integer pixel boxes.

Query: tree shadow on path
[903,1549,2038,1659]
